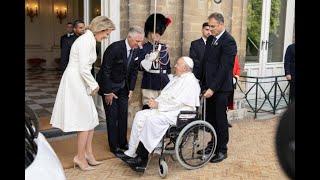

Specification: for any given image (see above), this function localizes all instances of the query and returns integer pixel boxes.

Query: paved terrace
[52,117,288,180]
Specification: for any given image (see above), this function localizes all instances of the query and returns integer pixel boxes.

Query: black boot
[197,141,213,155]
[128,142,149,173]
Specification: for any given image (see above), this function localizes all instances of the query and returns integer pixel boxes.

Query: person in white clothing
[119,56,201,172]
[50,16,115,171]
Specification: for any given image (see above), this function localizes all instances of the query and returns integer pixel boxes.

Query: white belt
[148,69,167,74]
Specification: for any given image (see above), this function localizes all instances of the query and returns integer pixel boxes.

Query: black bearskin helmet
[144,13,172,38]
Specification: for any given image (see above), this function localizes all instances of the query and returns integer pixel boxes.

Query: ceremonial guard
[139,13,172,109]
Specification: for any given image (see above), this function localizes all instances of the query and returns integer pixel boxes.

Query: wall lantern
[54,5,67,24]
[26,1,39,22]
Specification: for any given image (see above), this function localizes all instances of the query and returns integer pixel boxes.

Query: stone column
[128,0,150,27]
[231,0,248,71]
[127,0,150,128]
[182,0,207,56]
[120,0,129,39]
[150,0,183,68]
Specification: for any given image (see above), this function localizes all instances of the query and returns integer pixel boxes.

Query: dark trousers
[289,80,295,103]
[206,92,231,154]
[102,87,129,151]
[227,90,235,110]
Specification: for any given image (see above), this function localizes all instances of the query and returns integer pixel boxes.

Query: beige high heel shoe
[85,154,103,166]
[73,156,95,171]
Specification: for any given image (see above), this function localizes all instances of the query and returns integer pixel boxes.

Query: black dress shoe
[197,146,213,155]
[111,147,125,157]
[210,152,227,163]
[126,156,143,165]
[131,157,148,173]
[134,165,147,173]
[111,147,124,153]
[120,144,129,151]
[228,123,232,128]
[114,151,128,159]
[118,152,135,162]
[126,162,146,173]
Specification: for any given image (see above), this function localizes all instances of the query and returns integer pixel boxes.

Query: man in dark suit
[189,22,211,80]
[200,12,237,163]
[60,22,75,72]
[60,20,85,72]
[96,26,144,157]
[284,43,295,103]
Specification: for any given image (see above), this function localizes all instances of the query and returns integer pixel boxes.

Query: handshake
[140,44,161,72]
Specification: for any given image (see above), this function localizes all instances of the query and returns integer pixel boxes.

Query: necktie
[127,49,133,70]
[211,36,217,45]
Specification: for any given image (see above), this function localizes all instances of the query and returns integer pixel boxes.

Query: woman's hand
[90,86,100,96]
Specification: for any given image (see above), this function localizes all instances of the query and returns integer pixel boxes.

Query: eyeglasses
[209,25,215,29]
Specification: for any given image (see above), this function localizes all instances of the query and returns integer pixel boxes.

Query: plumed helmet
[144,13,172,38]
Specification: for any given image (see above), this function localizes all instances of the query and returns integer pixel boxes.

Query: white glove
[141,51,159,71]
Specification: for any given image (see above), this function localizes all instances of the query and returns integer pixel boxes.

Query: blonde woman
[50,16,115,171]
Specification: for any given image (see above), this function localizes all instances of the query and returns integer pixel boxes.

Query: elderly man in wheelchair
[118,56,216,176]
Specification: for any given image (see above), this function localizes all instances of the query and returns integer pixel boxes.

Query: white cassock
[124,72,200,157]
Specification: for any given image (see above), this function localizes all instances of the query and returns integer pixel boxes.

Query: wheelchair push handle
[199,96,206,122]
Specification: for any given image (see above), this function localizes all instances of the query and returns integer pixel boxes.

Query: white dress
[50,30,99,132]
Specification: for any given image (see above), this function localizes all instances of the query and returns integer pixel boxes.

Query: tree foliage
[247,0,281,48]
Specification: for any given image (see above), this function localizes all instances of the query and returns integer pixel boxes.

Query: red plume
[165,17,172,27]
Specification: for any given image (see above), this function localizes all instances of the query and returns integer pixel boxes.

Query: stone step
[42,122,107,139]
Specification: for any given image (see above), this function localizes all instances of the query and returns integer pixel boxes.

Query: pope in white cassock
[119,56,201,172]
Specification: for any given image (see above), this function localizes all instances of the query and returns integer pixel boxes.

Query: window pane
[245,0,263,63]
[267,0,287,62]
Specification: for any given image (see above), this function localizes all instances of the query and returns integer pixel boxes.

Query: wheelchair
[154,98,217,178]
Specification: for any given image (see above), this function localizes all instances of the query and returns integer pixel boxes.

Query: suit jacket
[284,43,295,79]
[200,31,237,92]
[189,38,206,80]
[97,40,139,95]
[60,34,78,71]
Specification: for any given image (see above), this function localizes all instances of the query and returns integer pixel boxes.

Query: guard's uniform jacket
[138,42,171,90]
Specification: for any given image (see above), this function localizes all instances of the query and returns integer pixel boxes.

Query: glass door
[244,0,295,100]
[245,0,264,64]
[245,0,295,77]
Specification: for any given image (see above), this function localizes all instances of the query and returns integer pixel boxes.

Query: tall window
[245,0,263,63]
[267,0,287,62]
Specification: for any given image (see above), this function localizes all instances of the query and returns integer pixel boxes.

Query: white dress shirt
[214,29,225,42]
[202,37,207,45]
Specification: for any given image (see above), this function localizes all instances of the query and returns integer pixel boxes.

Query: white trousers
[124,109,174,157]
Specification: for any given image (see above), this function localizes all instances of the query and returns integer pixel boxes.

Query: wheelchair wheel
[175,120,216,170]
[159,159,168,178]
